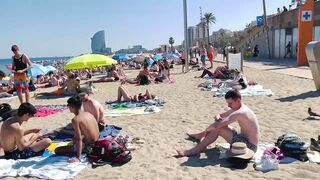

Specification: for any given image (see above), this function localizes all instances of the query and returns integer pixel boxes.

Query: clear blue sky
[0,0,291,58]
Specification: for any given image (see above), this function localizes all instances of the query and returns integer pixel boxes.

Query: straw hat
[227,142,254,160]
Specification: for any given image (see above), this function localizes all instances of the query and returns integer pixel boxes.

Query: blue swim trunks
[200,55,206,62]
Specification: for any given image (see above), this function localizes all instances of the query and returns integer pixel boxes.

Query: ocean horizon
[0,56,72,75]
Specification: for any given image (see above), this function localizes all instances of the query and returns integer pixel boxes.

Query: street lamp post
[183,0,189,71]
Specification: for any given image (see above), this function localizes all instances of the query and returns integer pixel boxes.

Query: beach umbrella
[2,76,10,81]
[153,54,163,61]
[64,54,117,70]
[112,54,129,60]
[146,57,154,65]
[44,65,57,72]
[162,53,180,60]
[132,55,145,64]
[30,63,48,77]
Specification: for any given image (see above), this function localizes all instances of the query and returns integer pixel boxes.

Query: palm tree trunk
[207,24,210,46]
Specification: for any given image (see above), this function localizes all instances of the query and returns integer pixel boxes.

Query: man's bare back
[82,99,106,125]
[0,117,25,151]
[73,111,99,143]
[226,104,259,145]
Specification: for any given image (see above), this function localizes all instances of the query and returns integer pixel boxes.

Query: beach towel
[0,156,87,179]
[106,99,165,109]
[48,125,122,142]
[0,95,17,100]
[34,105,68,117]
[105,106,160,117]
[212,85,273,97]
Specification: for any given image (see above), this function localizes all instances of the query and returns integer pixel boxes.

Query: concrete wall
[243,1,320,59]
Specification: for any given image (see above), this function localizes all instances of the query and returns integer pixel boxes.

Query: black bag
[275,133,308,162]
[87,136,132,166]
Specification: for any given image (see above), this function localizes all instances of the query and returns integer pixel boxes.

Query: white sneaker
[255,154,279,172]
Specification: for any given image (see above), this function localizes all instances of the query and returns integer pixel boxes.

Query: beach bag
[275,133,308,162]
[87,136,132,165]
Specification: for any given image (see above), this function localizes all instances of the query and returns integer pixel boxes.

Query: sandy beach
[1,62,320,180]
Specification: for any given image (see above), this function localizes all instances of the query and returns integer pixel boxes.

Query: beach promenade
[215,55,313,80]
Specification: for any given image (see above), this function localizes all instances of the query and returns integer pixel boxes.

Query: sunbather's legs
[178,126,233,156]
[200,69,214,78]
[117,86,132,102]
[29,138,52,152]
[145,89,152,99]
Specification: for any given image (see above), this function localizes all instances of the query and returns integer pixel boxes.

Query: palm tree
[203,12,216,47]
[169,37,175,52]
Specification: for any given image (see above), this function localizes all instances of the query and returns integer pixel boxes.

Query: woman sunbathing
[224,69,248,90]
[121,64,154,85]
[195,65,230,79]
[116,86,156,103]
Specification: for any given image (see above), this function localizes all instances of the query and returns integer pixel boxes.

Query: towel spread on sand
[106,99,165,109]
[34,105,68,117]
[0,96,17,100]
[0,156,87,179]
[105,106,160,117]
[48,125,122,141]
[211,85,273,97]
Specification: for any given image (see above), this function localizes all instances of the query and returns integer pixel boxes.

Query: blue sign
[302,10,312,22]
[256,16,264,27]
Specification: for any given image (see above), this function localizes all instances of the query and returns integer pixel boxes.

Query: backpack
[275,133,308,162]
[87,136,132,165]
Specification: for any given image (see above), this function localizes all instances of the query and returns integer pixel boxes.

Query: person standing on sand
[177,90,259,157]
[200,45,207,68]
[208,43,214,69]
[11,45,33,104]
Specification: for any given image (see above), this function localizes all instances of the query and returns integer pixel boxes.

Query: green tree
[203,12,216,46]
[169,37,175,52]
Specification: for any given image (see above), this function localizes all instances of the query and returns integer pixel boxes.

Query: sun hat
[227,142,254,160]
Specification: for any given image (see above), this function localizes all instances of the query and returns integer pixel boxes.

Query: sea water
[0,56,72,75]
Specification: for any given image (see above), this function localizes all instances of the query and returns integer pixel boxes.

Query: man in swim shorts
[0,103,52,160]
[177,89,259,157]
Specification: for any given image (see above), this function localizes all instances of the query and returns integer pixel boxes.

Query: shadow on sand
[178,148,249,170]
[276,91,320,102]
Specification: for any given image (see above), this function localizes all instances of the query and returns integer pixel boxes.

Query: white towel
[0,156,87,179]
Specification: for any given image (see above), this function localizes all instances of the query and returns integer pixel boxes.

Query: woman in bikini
[117,86,156,103]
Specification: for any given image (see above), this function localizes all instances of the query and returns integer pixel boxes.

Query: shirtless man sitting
[177,89,259,157]
[55,96,99,163]
[79,92,106,130]
[0,103,52,159]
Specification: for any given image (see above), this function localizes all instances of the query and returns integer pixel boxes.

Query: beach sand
[1,62,320,180]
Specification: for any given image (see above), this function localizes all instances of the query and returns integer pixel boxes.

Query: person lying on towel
[55,96,99,163]
[116,85,157,103]
[0,103,52,160]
